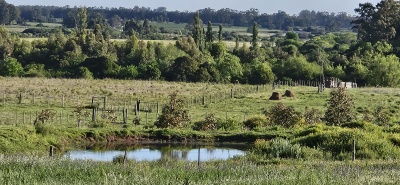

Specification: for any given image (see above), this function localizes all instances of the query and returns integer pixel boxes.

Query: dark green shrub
[216,118,240,131]
[325,87,354,126]
[295,127,400,159]
[300,147,324,159]
[88,120,110,128]
[243,115,269,130]
[193,114,217,131]
[35,123,53,135]
[265,103,301,128]
[303,107,322,125]
[269,138,302,158]
[374,106,390,126]
[155,92,190,128]
[253,138,302,159]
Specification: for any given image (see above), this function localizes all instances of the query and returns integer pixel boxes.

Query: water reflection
[64,144,248,162]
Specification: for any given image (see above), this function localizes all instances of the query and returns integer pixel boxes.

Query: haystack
[269,92,281,100]
[284,90,295,97]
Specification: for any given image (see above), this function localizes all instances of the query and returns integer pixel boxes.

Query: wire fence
[0,82,342,127]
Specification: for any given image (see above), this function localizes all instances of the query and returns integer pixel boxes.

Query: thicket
[0,1,400,86]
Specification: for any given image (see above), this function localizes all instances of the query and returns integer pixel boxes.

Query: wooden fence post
[49,146,54,157]
[352,139,356,161]
[156,102,159,114]
[62,95,65,108]
[198,147,201,167]
[136,99,141,116]
[18,93,22,104]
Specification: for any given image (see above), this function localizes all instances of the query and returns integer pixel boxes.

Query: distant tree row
[13,4,354,30]
[0,1,400,87]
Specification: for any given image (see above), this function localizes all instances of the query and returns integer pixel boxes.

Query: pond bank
[0,125,275,154]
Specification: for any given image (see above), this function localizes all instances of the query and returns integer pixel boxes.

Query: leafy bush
[374,106,390,126]
[88,120,110,128]
[265,103,301,128]
[243,116,269,130]
[216,118,240,131]
[303,107,322,125]
[35,123,53,135]
[193,114,217,131]
[155,92,190,128]
[295,126,400,159]
[325,87,354,126]
[253,138,302,159]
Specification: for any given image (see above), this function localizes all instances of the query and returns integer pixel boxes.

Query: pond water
[64,143,249,162]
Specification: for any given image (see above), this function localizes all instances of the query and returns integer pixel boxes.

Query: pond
[64,143,249,162]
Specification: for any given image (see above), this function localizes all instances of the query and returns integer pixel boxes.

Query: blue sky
[7,0,381,15]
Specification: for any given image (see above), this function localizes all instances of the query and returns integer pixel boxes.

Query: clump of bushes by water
[253,138,302,159]
[293,123,400,160]
[193,114,217,131]
[242,115,269,130]
[264,103,301,128]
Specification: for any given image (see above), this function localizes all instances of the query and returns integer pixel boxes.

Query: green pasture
[1,77,400,127]
[1,77,400,163]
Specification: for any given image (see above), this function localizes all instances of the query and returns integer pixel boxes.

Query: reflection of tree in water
[206,147,216,154]
[159,146,172,159]
[159,146,190,160]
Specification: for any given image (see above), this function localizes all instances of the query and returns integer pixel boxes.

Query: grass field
[0,155,399,184]
[1,77,400,126]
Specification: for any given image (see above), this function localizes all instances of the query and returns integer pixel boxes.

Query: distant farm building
[325,77,357,88]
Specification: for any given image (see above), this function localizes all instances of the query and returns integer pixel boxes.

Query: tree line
[0,1,400,87]
[5,2,355,31]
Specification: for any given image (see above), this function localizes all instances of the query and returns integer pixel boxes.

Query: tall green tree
[0,57,23,76]
[76,7,88,35]
[251,22,259,50]
[192,12,203,50]
[218,24,223,41]
[205,21,214,48]
[353,0,400,43]
[325,87,354,126]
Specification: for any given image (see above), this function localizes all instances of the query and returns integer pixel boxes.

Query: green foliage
[374,106,390,126]
[243,115,269,130]
[138,61,161,80]
[170,56,199,82]
[295,125,400,159]
[215,118,240,131]
[273,55,321,81]
[81,55,120,79]
[216,53,243,83]
[353,1,400,43]
[193,114,217,131]
[119,65,138,79]
[367,54,400,87]
[251,22,259,50]
[155,92,190,128]
[24,64,48,77]
[0,57,23,76]
[253,138,302,159]
[77,66,94,79]
[245,60,275,84]
[325,88,354,126]
[265,103,301,128]
[303,107,322,125]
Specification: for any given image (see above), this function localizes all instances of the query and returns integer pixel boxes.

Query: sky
[7,0,382,15]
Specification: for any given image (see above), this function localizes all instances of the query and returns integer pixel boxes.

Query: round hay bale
[269,92,281,100]
[284,90,294,97]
